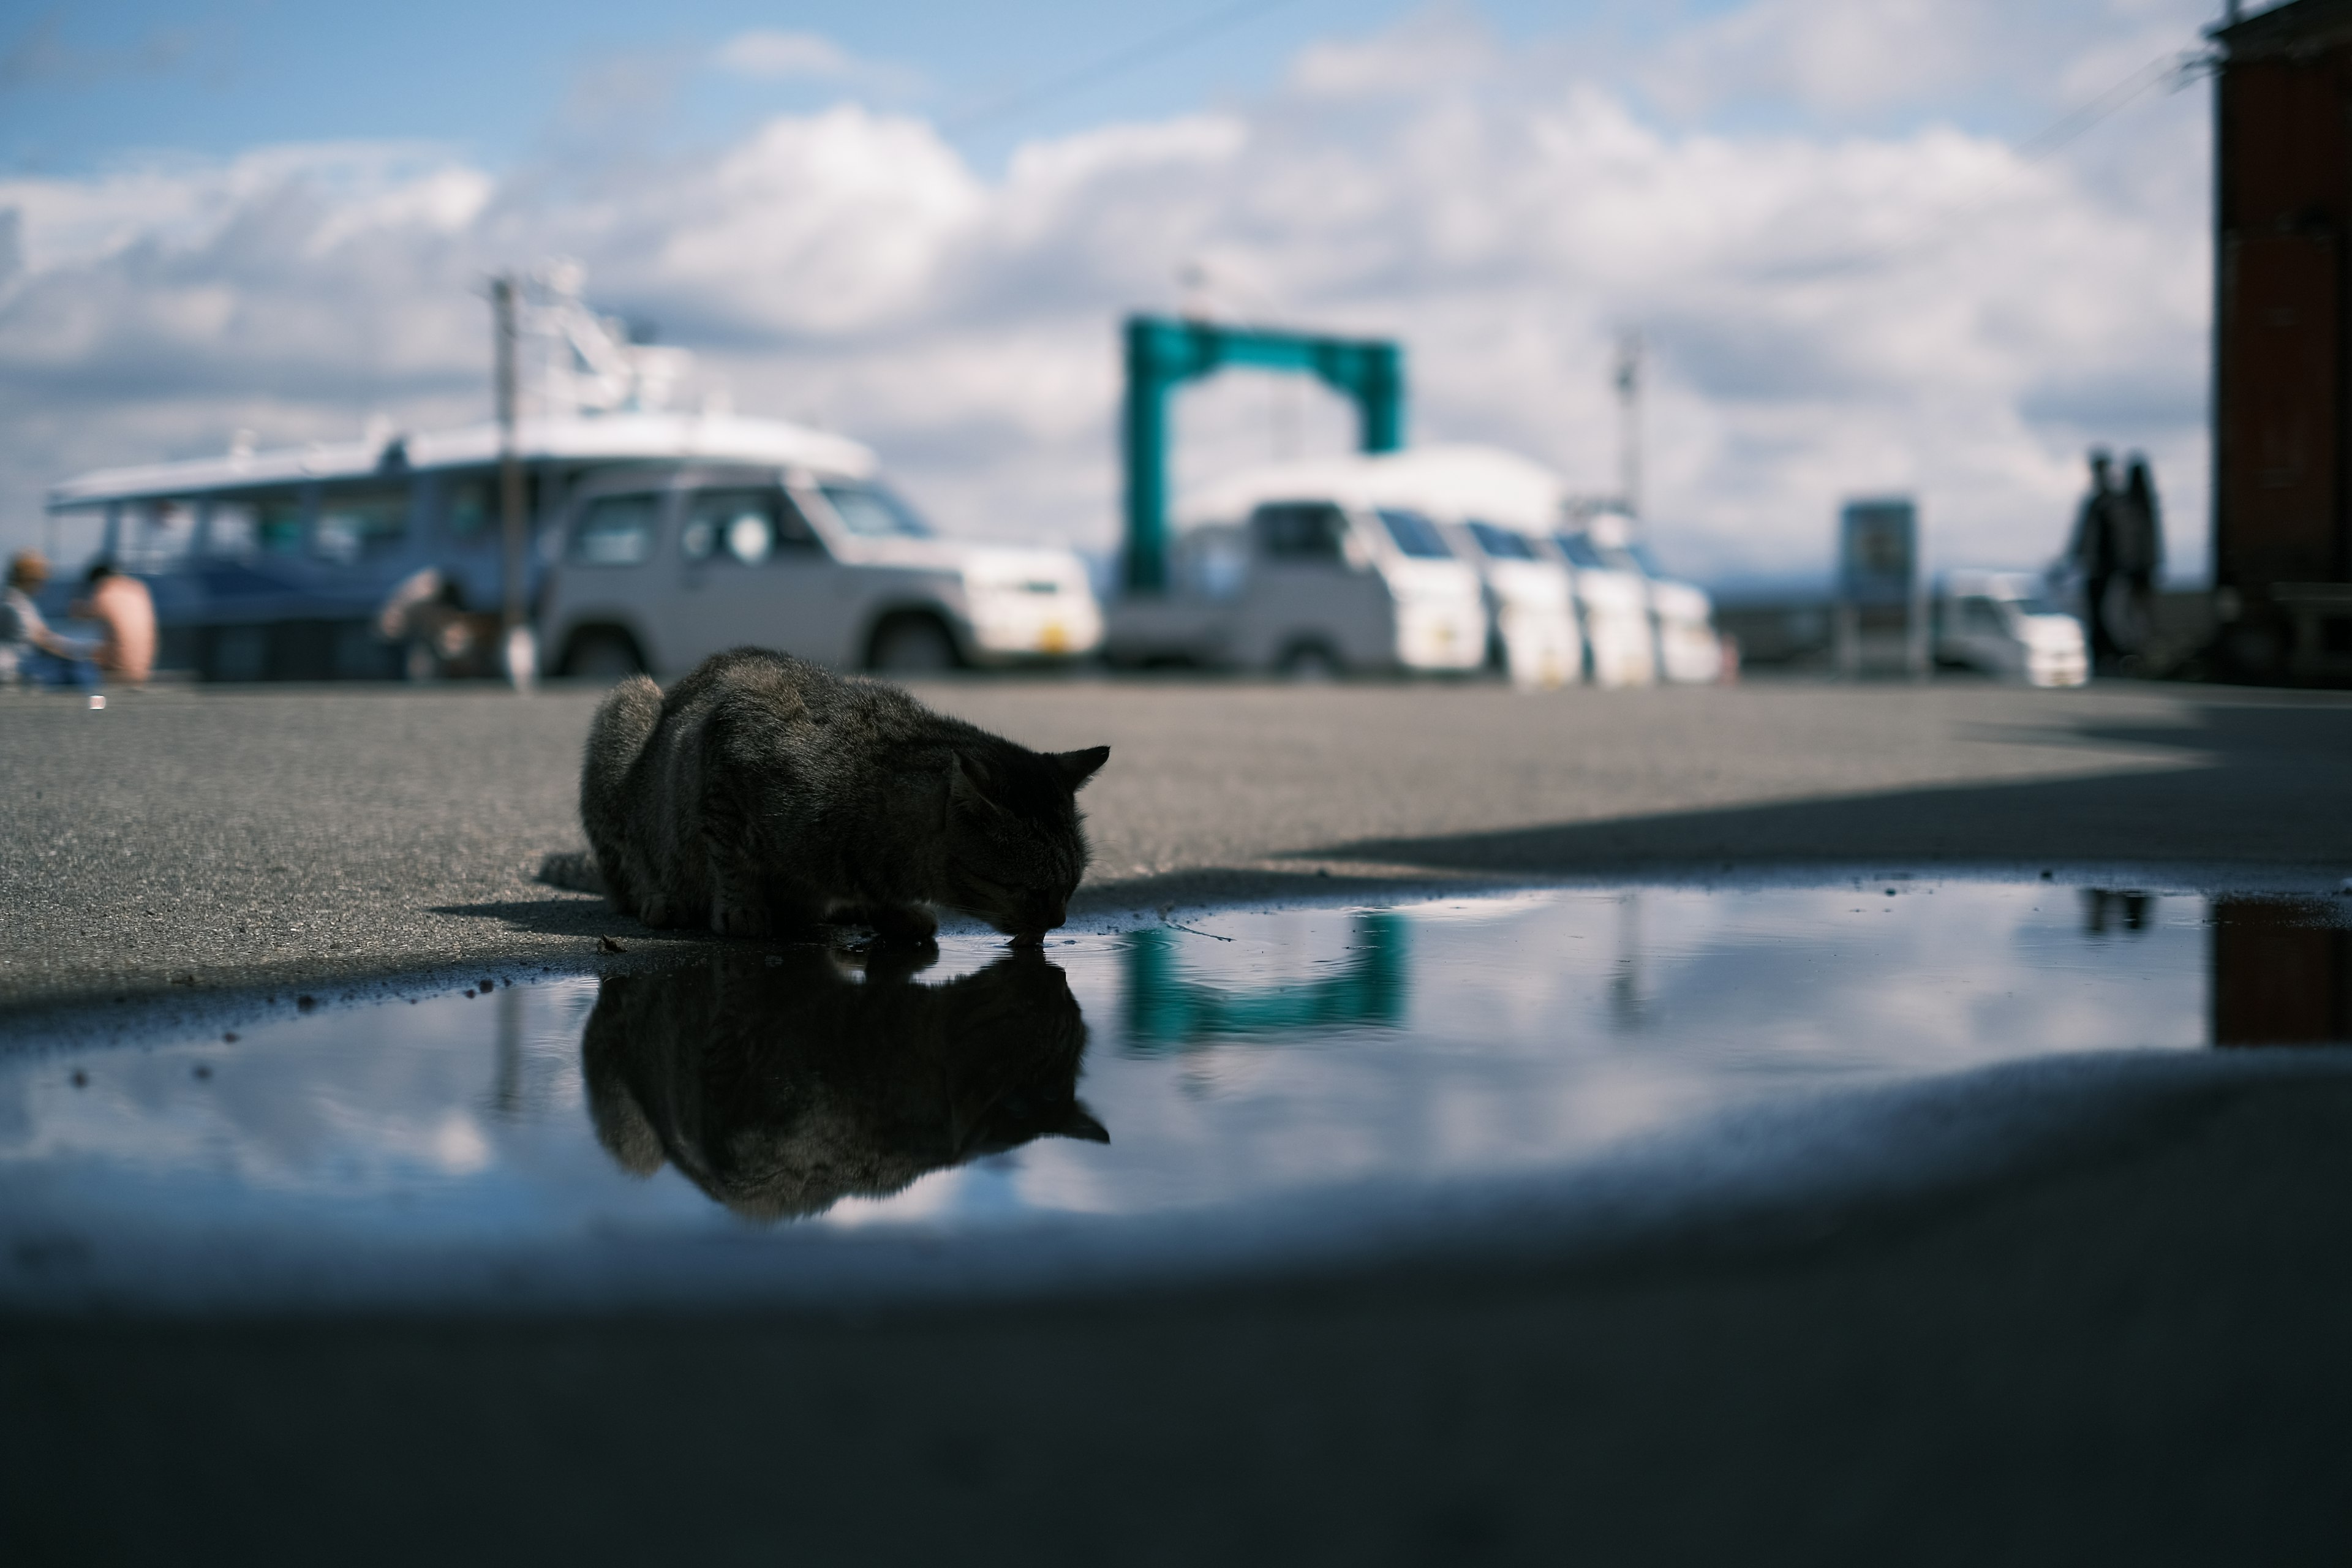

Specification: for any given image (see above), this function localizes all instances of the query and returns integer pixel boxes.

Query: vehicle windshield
[1376,508,1453,560]
[820,482,933,539]
[1466,521,1538,560]
[1552,532,1608,570]
[2005,593,2066,617]
[1621,542,1668,579]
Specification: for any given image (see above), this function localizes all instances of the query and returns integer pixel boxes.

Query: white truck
[1102,453,1487,676]
[1933,570,2089,687]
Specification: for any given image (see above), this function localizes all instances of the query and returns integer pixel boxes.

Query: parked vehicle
[42,269,1099,680]
[1579,510,1722,684]
[45,413,1099,680]
[1450,517,1581,688]
[540,449,1098,677]
[1104,454,1485,676]
[1545,528,1660,688]
[1934,570,2089,687]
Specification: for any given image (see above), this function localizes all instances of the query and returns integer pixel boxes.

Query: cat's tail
[537,850,607,895]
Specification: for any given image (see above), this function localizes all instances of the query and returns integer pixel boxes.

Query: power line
[941,0,1306,135]
[1825,42,2206,279]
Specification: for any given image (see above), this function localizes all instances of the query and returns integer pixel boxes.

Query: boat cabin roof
[48,412,879,510]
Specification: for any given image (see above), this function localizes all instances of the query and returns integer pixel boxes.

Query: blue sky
[0,1,2235,586]
[3,0,2207,175]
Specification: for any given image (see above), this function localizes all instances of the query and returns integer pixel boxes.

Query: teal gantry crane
[1121,315,1406,594]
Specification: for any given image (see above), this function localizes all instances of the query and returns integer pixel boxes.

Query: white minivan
[1580,510,1722,685]
[1934,570,2089,687]
[1453,519,1582,688]
[1545,529,1659,688]
[542,437,1100,677]
[1103,454,1486,676]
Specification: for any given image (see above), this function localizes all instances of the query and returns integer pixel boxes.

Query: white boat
[43,265,1100,680]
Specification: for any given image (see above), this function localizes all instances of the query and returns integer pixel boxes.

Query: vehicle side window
[1960,596,2006,635]
[680,488,821,565]
[1376,508,1453,560]
[206,502,258,559]
[441,473,540,541]
[256,497,307,555]
[1553,532,1607,570]
[121,499,200,571]
[315,484,411,565]
[1253,503,1349,562]
[1467,520,1537,560]
[818,482,933,539]
[570,494,661,566]
[445,479,493,541]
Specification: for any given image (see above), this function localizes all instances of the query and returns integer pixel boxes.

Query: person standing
[2114,453,2164,661]
[2066,448,2121,668]
[72,562,156,688]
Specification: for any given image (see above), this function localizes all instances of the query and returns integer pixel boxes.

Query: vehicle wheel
[1276,641,1343,682]
[562,630,644,681]
[869,614,961,674]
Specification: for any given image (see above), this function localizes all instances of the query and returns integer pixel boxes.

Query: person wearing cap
[0,551,82,687]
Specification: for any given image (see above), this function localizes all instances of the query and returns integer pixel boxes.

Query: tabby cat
[564,647,1109,944]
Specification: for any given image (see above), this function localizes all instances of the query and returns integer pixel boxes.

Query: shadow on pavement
[1296,701,2352,875]
[426,894,638,939]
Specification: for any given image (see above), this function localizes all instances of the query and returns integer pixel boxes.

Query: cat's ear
[948,751,1005,817]
[1057,1101,1110,1144]
[1052,745,1110,791]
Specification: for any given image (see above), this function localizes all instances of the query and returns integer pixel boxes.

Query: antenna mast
[492,274,530,690]
[1615,330,1643,521]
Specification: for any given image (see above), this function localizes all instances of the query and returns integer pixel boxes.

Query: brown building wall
[2214,6,2352,677]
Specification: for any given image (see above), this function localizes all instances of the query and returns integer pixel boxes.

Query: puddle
[3,881,2346,1309]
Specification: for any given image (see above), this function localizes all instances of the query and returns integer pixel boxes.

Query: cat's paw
[636,897,681,930]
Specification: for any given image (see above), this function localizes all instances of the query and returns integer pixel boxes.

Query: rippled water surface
[4,883,2346,1265]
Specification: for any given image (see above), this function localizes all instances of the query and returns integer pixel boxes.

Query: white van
[1934,570,2089,687]
[1104,454,1485,676]
[1545,529,1659,688]
[1581,511,1722,684]
[1452,519,1581,688]
[541,433,1100,677]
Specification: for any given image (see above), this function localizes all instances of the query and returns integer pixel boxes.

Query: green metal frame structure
[1122,315,1406,594]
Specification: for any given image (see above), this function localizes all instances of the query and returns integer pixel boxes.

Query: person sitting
[0,551,89,688]
[72,561,156,688]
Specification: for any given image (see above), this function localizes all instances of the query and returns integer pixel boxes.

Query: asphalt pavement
[5,673,2351,1022]
[9,673,2352,1562]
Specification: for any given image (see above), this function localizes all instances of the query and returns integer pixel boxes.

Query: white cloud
[0,3,2218,586]
[712,30,854,80]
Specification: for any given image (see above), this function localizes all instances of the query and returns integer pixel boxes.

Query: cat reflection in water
[582,946,1107,1221]
[562,648,1110,946]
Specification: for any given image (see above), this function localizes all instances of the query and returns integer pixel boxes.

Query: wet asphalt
[5,673,2351,1022]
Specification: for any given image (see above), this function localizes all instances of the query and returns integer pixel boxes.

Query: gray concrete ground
[9,674,2352,1564]
[6,674,2351,1020]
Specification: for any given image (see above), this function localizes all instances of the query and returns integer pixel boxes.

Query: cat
[582,945,1106,1221]
[563,647,1109,944]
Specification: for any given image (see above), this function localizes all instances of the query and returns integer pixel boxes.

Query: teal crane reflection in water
[1123,912,1408,1053]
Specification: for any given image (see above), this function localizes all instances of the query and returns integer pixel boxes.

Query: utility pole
[1614,330,1642,521]
[492,274,532,691]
